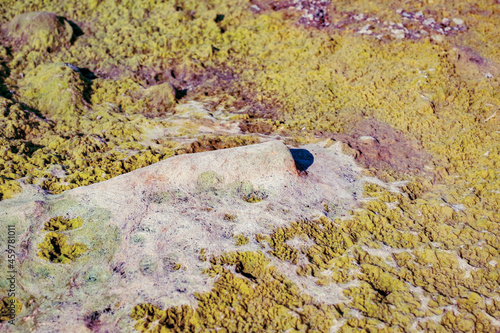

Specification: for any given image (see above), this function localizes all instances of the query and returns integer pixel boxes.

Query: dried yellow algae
[0,72,179,196]
[43,216,83,231]
[141,82,177,116]
[37,215,87,263]
[259,217,353,280]
[234,234,249,246]
[0,177,21,200]
[0,1,268,200]
[37,232,87,264]
[0,296,23,322]
[131,251,337,332]
[260,183,500,331]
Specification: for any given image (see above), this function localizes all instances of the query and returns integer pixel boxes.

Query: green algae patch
[18,62,89,118]
[6,12,73,52]
[229,180,268,203]
[260,181,500,330]
[0,93,177,200]
[223,213,237,222]
[131,251,337,332]
[0,296,23,322]
[37,232,87,264]
[241,190,267,203]
[43,216,83,231]
[90,78,146,114]
[196,171,224,192]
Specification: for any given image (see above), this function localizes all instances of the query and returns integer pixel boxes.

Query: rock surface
[0,141,366,332]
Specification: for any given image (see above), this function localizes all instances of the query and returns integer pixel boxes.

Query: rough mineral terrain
[0,0,499,332]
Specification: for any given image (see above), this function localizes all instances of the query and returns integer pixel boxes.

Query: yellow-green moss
[132,251,337,332]
[0,178,21,200]
[229,180,268,203]
[0,95,178,198]
[260,182,499,330]
[262,217,353,275]
[141,82,176,115]
[234,234,249,246]
[241,190,267,203]
[18,62,89,118]
[43,216,84,231]
[198,248,207,262]
[0,296,23,322]
[37,232,87,264]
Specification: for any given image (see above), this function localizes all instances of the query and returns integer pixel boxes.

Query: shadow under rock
[77,67,97,80]
[290,148,314,172]
[66,19,84,44]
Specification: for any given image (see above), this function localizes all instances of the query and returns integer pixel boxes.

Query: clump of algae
[196,171,224,192]
[229,180,268,203]
[37,232,87,264]
[141,82,176,116]
[0,80,178,199]
[0,296,23,322]
[37,216,87,263]
[259,217,353,279]
[241,190,267,203]
[234,234,249,246]
[43,216,83,231]
[131,251,337,332]
[0,177,21,200]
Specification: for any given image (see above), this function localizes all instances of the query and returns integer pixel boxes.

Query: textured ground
[0,0,499,332]
[1,140,368,332]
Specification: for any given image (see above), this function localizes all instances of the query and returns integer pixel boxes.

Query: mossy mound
[18,62,89,118]
[141,82,176,116]
[6,12,73,51]
[196,171,224,192]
